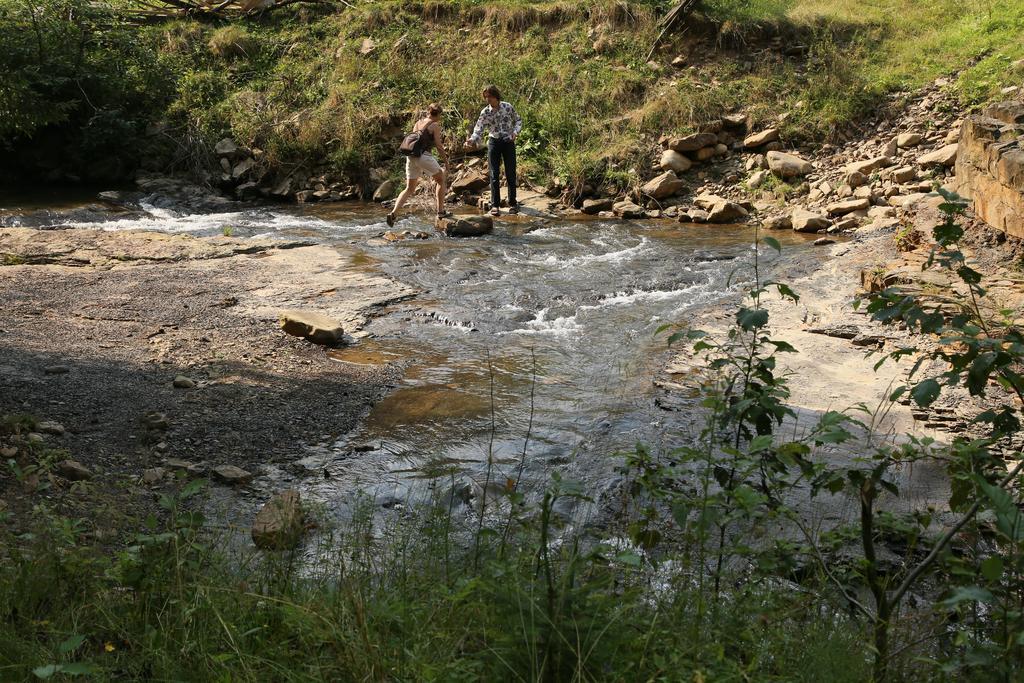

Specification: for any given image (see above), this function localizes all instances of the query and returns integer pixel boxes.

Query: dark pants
[487,137,517,208]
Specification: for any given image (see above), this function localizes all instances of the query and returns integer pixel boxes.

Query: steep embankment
[2,0,1022,193]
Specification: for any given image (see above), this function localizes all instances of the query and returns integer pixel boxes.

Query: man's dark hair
[482,85,502,101]
[427,103,443,117]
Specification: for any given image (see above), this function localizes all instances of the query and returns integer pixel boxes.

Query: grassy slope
[151,0,1023,192]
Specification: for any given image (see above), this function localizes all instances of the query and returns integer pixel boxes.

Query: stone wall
[955,101,1024,238]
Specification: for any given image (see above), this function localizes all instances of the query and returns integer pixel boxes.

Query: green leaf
[737,307,768,331]
[940,586,993,609]
[966,353,997,396]
[180,478,208,500]
[615,551,642,567]
[58,635,86,655]
[980,556,1003,583]
[910,379,941,407]
[33,665,59,680]
[57,663,95,676]
[977,478,1024,541]
[761,235,782,253]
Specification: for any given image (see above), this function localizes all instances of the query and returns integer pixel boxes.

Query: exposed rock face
[766,151,813,178]
[435,215,493,237]
[279,310,345,345]
[955,101,1024,238]
[252,490,304,550]
[641,171,686,199]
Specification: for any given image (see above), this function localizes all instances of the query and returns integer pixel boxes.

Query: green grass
[0,484,877,682]
[141,0,1024,193]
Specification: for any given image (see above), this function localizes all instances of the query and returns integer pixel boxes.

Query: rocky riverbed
[0,227,415,536]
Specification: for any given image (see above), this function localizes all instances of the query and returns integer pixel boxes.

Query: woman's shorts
[406,153,442,179]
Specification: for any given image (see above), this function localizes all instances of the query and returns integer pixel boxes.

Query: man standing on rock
[465,85,523,216]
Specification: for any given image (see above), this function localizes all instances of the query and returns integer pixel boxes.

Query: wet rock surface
[0,228,411,530]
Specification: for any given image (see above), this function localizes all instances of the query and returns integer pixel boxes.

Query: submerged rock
[435,215,493,237]
[252,489,304,550]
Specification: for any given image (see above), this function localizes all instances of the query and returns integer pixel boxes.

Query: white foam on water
[500,307,583,337]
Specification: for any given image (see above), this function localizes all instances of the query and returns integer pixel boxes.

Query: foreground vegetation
[3,196,1023,680]
[1,0,1022,188]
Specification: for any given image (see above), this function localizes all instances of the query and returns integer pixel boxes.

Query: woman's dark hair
[427,103,443,117]
[482,85,502,101]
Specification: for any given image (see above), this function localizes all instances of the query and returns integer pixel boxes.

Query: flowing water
[3,195,830,524]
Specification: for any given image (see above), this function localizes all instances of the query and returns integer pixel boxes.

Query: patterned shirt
[469,101,523,144]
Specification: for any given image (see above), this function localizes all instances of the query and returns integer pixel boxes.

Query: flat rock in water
[279,310,345,345]
[435,215,493,237]
[212,464,253,486]
[252,490,304,550]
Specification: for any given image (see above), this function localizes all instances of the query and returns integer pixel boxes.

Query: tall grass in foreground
[0,479,870,681]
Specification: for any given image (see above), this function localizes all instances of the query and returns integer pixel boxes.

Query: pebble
[43,365,70,375]
[173,375,196,389]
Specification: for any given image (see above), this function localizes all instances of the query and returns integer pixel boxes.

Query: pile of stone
[213,138,361,203]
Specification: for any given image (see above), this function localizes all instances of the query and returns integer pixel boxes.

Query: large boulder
[279,310,345,346]
[664,132,718,152]
[252,490,304,550]
[641,171,685,200]
[955,101,1024,238]
[659,150,693,174]
[917,143,959,168]
[791,208,830,233]
[766,151,813,178]
[436,215,493,237]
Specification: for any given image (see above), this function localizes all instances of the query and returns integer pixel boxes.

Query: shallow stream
[3,194,829,525]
